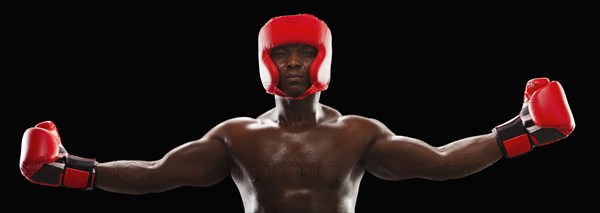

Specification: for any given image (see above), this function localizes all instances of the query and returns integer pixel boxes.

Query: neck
[274,92,323,127]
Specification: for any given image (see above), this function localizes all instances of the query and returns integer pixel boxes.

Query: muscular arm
[363,119,503,181]
[95,125,230,194]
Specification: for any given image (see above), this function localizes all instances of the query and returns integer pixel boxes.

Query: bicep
[156,136,230,187]
[364,134,442,181]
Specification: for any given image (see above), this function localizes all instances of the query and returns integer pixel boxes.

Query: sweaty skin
[95,44,503,213]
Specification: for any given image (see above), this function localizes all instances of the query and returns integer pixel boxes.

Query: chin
[287,89,308,97]
[281,86,308,97]
[286,92,304,98]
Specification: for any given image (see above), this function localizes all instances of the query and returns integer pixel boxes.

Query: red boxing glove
[494,78,575,158]
[20,121,97,190]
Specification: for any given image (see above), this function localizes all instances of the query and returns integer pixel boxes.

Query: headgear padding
[258,14,332,100]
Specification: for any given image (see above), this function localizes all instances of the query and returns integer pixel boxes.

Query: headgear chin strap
[258,14,332,100]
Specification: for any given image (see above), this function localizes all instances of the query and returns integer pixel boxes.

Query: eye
[301,50,316,58]
[271,50,288,59]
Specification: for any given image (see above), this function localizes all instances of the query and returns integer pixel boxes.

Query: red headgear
[258,14,332,100]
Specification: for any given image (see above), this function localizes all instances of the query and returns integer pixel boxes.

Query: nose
[284,53,302,70]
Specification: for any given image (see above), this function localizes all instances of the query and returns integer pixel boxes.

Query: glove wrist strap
[63,155,98,190]
[493,116,533,158]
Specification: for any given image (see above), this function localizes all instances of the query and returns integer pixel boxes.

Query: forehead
[272,43,316,51]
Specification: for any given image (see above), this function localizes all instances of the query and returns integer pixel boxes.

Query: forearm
[435,132,503,180]
[95,160,178,195]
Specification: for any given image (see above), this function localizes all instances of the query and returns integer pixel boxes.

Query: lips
[285,75,305,85]
[286,75,304,79]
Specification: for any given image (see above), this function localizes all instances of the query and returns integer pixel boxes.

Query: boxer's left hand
[493,77,575,158]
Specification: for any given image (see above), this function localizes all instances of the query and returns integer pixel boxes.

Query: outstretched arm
[364,77,575,181]
[95,135,230,194]
[20,119,240,194]
[363,120,502,181]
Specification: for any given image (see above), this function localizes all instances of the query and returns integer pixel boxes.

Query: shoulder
[320,104,386,129]
[205,117,262,141]
[338,114,384,128]
[213,115,279,133]
[325,114,389,138]
[215,117,260,130]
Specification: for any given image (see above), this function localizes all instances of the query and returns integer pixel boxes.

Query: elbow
[121,161,178,194]
[421,155,481,181]
[430,164,490,181]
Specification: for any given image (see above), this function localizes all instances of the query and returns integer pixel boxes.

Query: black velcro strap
[64,155,98,190]
[30,164,63,185]
[495,116,528,142]
[494,116,532,158]
[531,128,566,145]
[66,155,97,172]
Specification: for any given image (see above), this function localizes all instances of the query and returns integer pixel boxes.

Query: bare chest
[227,127,368,188]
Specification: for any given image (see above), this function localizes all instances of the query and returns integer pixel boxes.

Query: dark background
[7,2,594,212]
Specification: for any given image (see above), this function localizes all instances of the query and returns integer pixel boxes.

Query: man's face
[270,43,317,98]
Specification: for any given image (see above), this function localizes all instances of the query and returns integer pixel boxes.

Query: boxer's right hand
[20,121,98,190]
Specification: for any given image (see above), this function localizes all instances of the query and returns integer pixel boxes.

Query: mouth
[286,75,304,80]
[284,75,306,86]
[287,77,304,81]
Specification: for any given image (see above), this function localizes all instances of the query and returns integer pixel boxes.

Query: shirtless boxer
[20,14,575,213]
